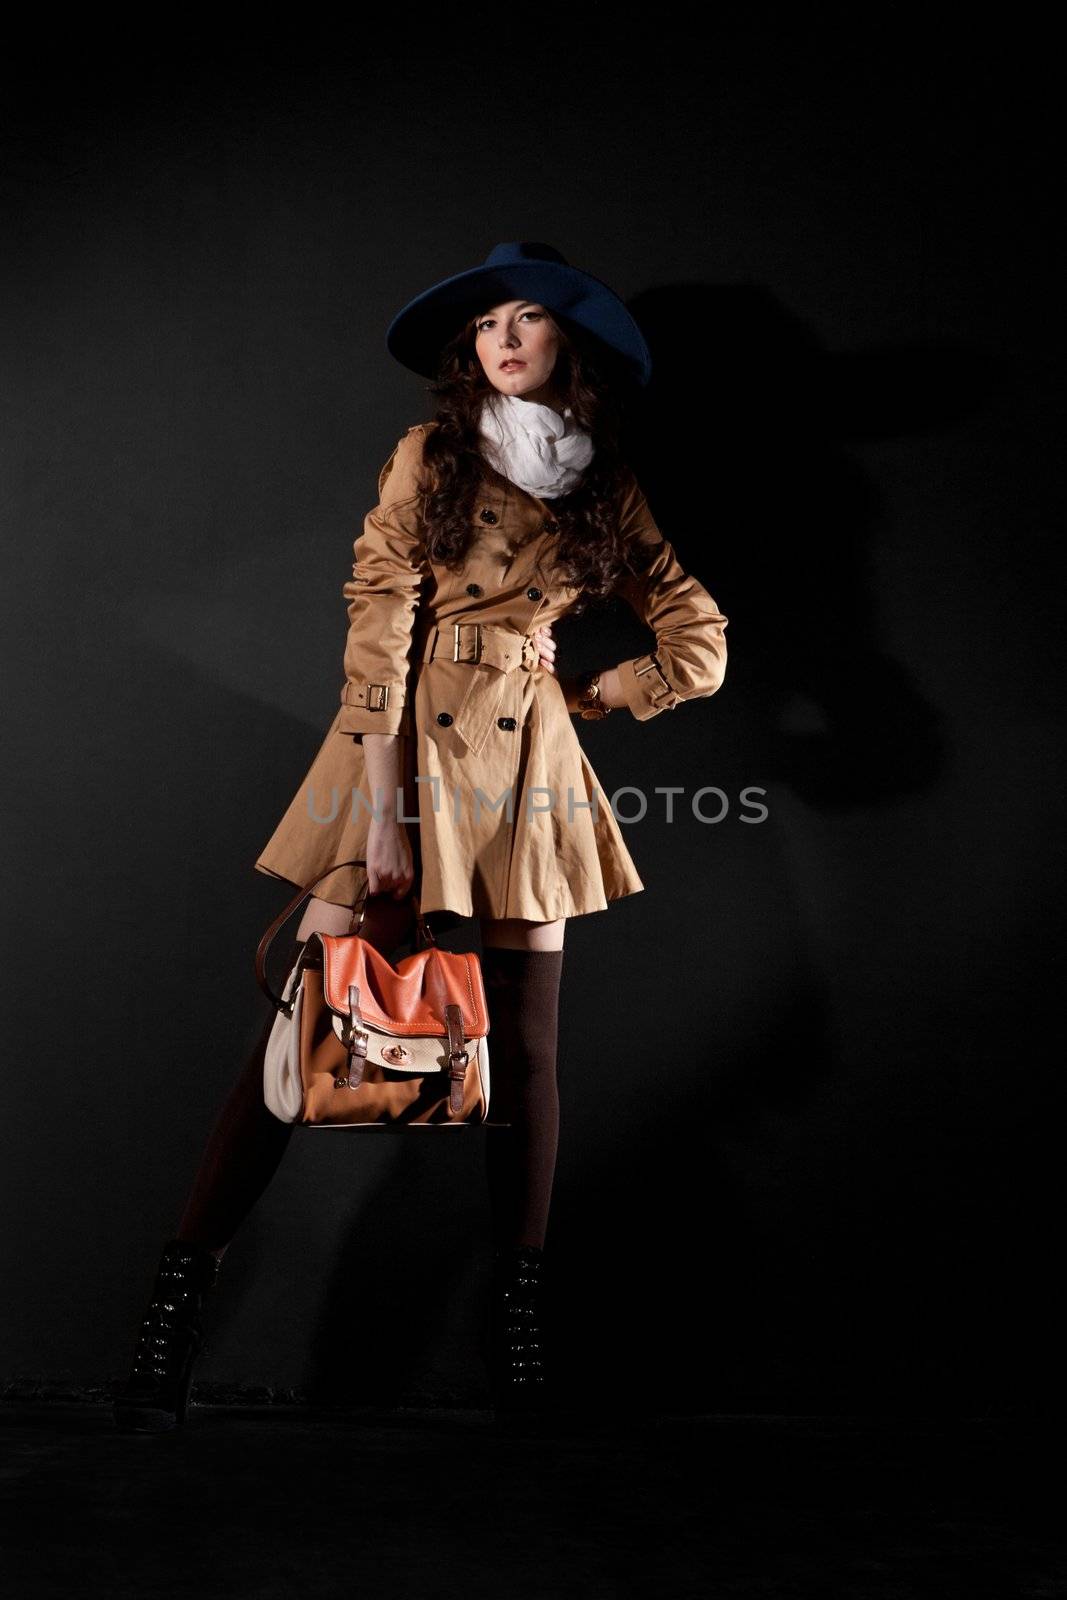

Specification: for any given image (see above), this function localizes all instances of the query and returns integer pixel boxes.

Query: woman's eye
[477,312,542,331]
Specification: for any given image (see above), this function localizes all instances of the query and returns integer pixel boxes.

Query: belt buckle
[521,633,538,670]
[453,622,482,663]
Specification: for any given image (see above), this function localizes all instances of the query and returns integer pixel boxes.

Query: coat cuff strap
[615,653,684,720]
[338,681,411,739]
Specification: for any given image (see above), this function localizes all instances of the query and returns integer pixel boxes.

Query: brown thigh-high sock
[175,941,301,1257]
[481,946,564,1251]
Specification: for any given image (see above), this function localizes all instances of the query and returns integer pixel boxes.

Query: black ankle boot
[487,1244,550,1414]
[112,1239,221,1432]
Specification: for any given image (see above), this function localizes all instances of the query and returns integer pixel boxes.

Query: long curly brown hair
[414,309,649,614]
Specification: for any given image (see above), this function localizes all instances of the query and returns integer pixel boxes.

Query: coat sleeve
[609,470,729,721]
[337,427,431,741]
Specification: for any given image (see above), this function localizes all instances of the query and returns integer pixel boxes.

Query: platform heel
[112,1238,221,1432]
[487,1243,551,1415]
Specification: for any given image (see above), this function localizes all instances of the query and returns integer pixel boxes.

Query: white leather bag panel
[262,962,304,1124]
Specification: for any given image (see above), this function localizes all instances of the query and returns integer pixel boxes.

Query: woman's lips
[500,361,526,371]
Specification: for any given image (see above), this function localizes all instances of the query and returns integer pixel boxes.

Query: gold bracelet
[576,671,612,720]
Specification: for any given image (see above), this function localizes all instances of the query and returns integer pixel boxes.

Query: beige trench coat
[253,422,728,920]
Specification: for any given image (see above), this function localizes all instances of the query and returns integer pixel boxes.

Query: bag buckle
[336,983,370,1090]
[280,938,319,1019]
[444,1003,469,1116]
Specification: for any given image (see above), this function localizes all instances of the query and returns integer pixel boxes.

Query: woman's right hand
[365,816,416,899]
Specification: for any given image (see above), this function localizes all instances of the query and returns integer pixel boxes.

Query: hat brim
[385,259,652,387]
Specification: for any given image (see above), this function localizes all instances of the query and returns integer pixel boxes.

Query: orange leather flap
[318,935,489,1038]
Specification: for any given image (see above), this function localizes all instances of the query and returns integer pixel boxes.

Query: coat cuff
[615,653,685,721]
[338,681,411,740]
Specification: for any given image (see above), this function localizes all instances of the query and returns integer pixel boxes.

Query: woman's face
[473,300,562,408]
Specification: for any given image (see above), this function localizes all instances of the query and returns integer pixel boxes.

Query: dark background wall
[2,14,1062,1414]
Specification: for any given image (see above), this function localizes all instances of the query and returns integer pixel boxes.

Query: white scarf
[477,391,595,499]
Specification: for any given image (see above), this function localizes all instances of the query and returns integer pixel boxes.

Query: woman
[113,241,729,1430]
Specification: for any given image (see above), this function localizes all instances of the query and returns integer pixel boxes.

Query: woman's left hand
[534,622,557,674]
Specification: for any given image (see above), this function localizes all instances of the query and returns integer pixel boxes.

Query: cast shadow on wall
[617,281,1010,808]
[574,282,1012,1411]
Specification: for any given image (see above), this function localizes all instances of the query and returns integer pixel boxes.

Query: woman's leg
[175,894,355,1257]
[478,917,565,1410]
[114,894,359,1431]
[479,917,566,1251]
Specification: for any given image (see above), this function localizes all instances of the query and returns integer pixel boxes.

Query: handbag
[254,859,495,1129]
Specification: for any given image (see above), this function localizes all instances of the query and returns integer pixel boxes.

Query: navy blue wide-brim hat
[385,241,653,388]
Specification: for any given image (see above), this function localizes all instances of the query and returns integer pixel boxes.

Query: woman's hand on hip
[534,622,557,674]
[365,816,415,899]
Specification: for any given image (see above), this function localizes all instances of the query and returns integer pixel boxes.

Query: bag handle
[254,858,436,1014]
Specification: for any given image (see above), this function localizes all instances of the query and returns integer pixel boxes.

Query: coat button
[436,712,453,726]
[526,586,543,601]
[497,717,517,731]
[466,582,483,597]
[479,507,498,524]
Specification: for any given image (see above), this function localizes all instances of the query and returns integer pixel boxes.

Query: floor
[0,1404,1060,1598]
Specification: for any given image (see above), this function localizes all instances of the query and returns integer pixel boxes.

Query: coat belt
[419,623,541,755]
[420,622,540,673]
